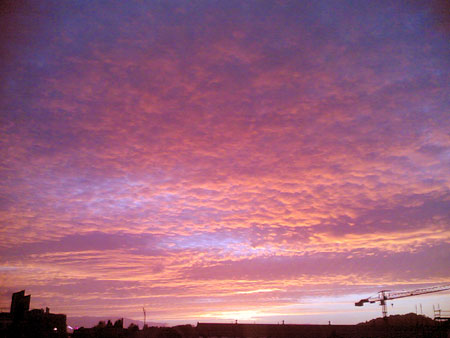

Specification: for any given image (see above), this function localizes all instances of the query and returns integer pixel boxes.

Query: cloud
[0,0,449,323]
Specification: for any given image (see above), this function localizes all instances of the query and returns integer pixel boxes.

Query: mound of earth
[358,313,436,326]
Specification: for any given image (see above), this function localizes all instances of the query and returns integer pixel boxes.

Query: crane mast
[355,284,450,318]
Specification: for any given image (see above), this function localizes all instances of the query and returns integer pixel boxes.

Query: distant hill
[67,316,166,329]
[358,313,436,326]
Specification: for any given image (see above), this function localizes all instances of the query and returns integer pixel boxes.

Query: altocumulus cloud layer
[0,0,449,323]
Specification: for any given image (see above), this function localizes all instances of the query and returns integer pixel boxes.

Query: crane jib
[354,284,450,318]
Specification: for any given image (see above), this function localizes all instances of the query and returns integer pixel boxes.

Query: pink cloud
[0,0,449,324]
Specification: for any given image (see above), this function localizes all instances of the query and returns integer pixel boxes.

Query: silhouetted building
[0,312,12,332]
[10,290,30,321]
[0,290,67,338]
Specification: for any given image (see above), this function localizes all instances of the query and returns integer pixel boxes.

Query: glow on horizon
[0,0,449,325]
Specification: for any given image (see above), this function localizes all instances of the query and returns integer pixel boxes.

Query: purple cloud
[0,0,448,324]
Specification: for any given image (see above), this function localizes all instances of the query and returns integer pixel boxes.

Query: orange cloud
[0,0,449,324]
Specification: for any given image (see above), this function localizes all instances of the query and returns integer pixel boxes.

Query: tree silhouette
[128,323,139,331]
[114,318,123,328]
[95,320,106,328]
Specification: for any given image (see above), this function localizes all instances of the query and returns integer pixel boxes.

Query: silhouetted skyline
[0,0,449,325]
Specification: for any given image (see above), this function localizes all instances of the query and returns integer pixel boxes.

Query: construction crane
[355,284,450,318]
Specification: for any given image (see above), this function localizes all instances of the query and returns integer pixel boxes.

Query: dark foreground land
[71,322,450,338]
[73,313,450,338]
[69,313,450,338]
[1,310,449,338]
[194,322,449,338]
[2,321,449,338]
[71,315,450,338]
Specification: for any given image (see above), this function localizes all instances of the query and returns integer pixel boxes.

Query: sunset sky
[1,0,449,326]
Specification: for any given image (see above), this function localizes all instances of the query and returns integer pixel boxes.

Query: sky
[0,0,449,326]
